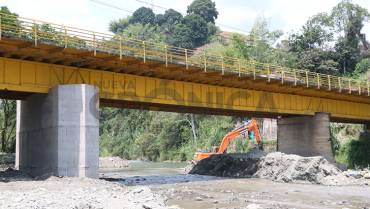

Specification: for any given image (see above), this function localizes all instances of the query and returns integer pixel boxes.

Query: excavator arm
[194,119,263,161]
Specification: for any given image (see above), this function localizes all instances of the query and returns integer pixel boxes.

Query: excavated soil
[189,151,370,185]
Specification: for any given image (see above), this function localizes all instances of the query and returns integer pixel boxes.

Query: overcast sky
[1,0,369,36]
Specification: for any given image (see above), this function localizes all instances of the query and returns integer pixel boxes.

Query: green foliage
[0,100,16,153]
[160,9,183,33]
[331,123,369,168]
[353,58,370,78]
[187,0,218,23]
[288,0,369,74]
[108,0,218,49]
[109,17,131,34]
[0,6,21,37]
[99,108,240,161]
[129,7,155,25]
[121,23,166,42]
[335,133,370,168]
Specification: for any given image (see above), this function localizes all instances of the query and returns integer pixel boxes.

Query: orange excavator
[194,119,263,161]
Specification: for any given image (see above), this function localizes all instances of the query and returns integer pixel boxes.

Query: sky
[0,0,369,36]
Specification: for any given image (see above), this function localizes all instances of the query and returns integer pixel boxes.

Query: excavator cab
[194,119,263,161]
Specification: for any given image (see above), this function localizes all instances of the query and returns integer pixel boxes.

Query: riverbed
[101,161,370,209]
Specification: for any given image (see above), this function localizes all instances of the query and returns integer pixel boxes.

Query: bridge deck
[0,13,369,122]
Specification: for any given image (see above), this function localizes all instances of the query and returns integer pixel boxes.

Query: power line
[134,0,250,35]
[91,0,250,35]
[91,0,134,14]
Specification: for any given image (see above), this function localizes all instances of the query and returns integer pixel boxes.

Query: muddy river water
[101,161,370,209]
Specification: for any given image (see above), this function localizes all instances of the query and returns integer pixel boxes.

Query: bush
[335,132,370,168]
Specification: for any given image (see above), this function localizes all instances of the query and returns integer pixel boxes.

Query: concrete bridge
[0,13,369,178]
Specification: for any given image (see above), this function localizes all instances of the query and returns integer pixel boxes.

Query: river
[100,161,370,209]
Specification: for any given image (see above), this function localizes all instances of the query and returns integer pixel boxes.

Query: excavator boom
[194,119,263,161]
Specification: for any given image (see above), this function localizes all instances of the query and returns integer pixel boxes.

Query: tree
[184,14,209,47]
[168,14,209,48]
[331,0,370,50]
[109,17,131,34]
[160,9,183,33]
[289,13,333,52]
[331,0,370,73]
[187,0,218,23]
[121,23,165,42]
[129,7,155,25]
[0,100,16,153]
[353,58,370,78]
[154,14,166,26]
[288,12,340,74]
[168,23,194,48]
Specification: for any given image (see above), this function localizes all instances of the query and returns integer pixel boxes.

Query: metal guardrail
[0,12,369,96]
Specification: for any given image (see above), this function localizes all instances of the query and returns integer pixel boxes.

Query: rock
[246,204,262,209]
[344,170,363,179]
[195,197,203,201]
[142,204,152,209]
[364,173,370,179]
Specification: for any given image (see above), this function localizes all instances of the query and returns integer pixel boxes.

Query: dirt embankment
[99,156,129,169]
[189,151,370,185]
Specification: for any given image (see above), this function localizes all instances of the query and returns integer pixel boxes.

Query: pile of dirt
[189,151,369,185]
[253,152,345,185]
[99,157,129,169]
[188,149,265,177]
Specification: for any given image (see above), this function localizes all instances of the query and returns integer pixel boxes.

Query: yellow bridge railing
[0,12,369,97]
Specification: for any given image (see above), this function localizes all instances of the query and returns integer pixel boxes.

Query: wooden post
[221,56,224,75]
[338,77,342,92]
[253,65,256,80]
[305,71,309,87]
[316,73,320,89]
[165,45,168,67]
[238,59,241,77]
[281,70,284,84]
[185,49,188,69]
[119,36,122,60]
[33,21,38,46]
[204,51,207,72]
[64,25,67,48]
[143,41,146,63]
[267,66,271,83]
[93,33,96,56]
[294,70,297,86]
[358,82,361,95]
[328,75,331,91]
[349,79,352,94]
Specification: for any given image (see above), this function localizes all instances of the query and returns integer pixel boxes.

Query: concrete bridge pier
[277,112,334,162]
[15,84,99,178]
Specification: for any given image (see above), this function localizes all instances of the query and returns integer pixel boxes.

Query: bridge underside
[0,57,369,123]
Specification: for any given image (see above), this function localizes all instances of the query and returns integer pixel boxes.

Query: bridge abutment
[277,112,334,162]
[15,84,99,178]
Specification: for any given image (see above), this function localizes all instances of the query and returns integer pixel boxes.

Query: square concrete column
[277,112,334,162]
[16,84,99,178]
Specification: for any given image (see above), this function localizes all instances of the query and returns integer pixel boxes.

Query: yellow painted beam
[0,57,369,121]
